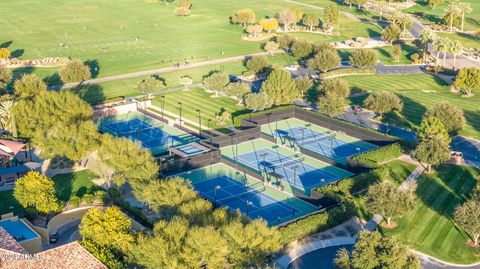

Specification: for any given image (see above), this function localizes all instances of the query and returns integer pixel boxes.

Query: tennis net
[216,185,266,205]
[266,156,305,170]
[298,134,330,146]
[117,124,164,136]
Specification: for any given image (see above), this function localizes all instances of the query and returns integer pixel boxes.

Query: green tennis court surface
[175,163,318,225]
[261,118,377,163]
[222,139,352,195]
[98,111,197,155]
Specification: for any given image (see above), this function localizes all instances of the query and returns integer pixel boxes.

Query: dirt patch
[468,240,480,248]
[380,220,398,229]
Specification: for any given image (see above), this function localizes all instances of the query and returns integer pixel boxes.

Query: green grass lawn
[52,170,102,202]
[151,88,249,130]
[0,190,23,216]
[345,74,480,139]
[406,0,480,32]
[338,44,420,65]
[382,160,417,186]
[382,165,480,264]
[2,0,379,81]
[71,54,297,105]
[437,32,480,49]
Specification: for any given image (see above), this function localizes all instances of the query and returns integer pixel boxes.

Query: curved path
[275,237,356,269]
[48,50,285,90]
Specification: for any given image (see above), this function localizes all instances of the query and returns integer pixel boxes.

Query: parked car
[352,105,363,112]
[49,232,59,244]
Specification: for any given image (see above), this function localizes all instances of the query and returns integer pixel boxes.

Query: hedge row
[319,67,376,79]
[279,204,354,244]
[351,143,403,168]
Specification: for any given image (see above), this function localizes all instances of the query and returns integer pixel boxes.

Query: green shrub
[319,67,376,79]
[351,143,402,168]
[94,190,107,203]
[279,204,353,244]
[69,196,82,207]
[82,194,94,204]
[24,207,38,220]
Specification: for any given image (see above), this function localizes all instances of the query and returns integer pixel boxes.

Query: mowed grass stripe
[383,166,480,263]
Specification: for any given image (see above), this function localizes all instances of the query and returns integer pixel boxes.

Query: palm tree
[419,28,437,62]
[448,39,463,70]
[432,37,445,66]
[444,1,461,32]
[398,15,411,37]
[458,2,472,32]
[441,37,452,67]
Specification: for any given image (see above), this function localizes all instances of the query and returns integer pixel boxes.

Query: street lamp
[292,165,299,190]
[246,200,253,215]
[161,95,165,119]
[301,127,305,146]
[177,102,182,126]
[208,119,213,149]
[214,185,221,203]
[196,109,202,137]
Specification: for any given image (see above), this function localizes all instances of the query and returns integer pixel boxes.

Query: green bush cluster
[279,205,354,244]
[107,188,153,229]
[351,143,402,168]
[319,67,376,79]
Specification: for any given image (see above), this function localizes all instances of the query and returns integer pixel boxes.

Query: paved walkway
[48,50,285,90]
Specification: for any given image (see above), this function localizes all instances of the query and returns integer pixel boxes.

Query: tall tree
[453,67,480,97]
[448,39,463,70]
[302,13,320,31]
[276,34,296,50]
[203,71,229,96]
[259,18,278,34]
[418,116,450,144]
[419,28,437,62]
[0,65,12,93]
[225,82,250,104]
[182,226,229,269]
[335,230,420,269]
[261,68,299,106]
[323,4,340,34]
[382,24,401,44]
[432,37,447,66]
[59,59,92,83]
[0,99,14,132]
[349,49,377,67]
[415,134,450,173]
[137,76,165,98]
[444,1,461,32]
[307,43,340,72]
[291,39,314,58]
[264,41,279,55]
[232,9,256,29]
[98,134,159,188]
[80,206,133,254]
[458,2,473,32]
[364,181,416,227]
[13,74,47,98]
[392,44,402,62]
[294,76,313,97]
[426,101,465,134]
[245,91,273,111]
[277,9,297,32]
[246,56,270,76]
[454,199,480,246]
[317,92,345,116]
[13,171,60,214]
[397,14,413,37]
[363,91,403,118]
[440,37,453,67]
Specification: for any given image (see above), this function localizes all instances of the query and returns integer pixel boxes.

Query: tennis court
[99,111,197,155]
[175,163,318,225]
[194,175,298,224]
[262,118,377,162]
[236,149,342,192]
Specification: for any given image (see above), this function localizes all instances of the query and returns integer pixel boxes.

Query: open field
[437,32,480,49]
[383,165,480,264]
[0,190,23,216]
[1,0,378,79]
[345,74,480,139]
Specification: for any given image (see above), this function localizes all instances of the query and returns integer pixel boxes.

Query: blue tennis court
[276,127,371,160]
[236,149,342,192]
[102,118,186,152]
[193,175,298,224]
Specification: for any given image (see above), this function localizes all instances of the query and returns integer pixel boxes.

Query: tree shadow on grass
[0,41,13,48]
[11,49,24,58]
[73,83,106,106]
[53,172,74,202]
[376,47,391,58]
[367,28,381,38]
[414,165,478,219]
[464,109,480,134]
[43,73,62,87]
[84,59,100,78]
[384,95,426,129]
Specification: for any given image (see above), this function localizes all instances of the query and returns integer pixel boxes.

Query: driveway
[451,136,480,167]
[42,220,81,250]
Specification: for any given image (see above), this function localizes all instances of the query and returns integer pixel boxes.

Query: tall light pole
[161,95,165,119]
[196,109,202,137]
[292,165,299,191]
[214,185,221,203]
[177,102,182,126]
[208,119,213,149]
